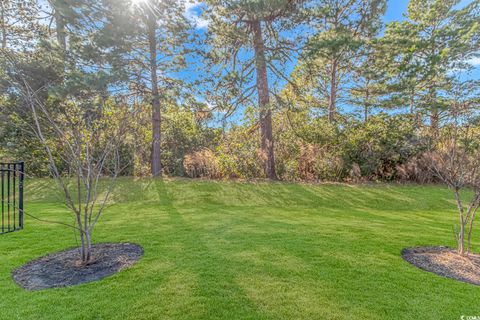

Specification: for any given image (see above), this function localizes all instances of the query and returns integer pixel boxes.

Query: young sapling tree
[21,82,133,264]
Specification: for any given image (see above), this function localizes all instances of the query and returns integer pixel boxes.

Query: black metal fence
[1,162,24,234]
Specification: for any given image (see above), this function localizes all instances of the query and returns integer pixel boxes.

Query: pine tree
[382,0,479,134]
[0,0,41,50]
[37,0,134,96]
[349,38,385,122]
[129,0,191,177]
[298,0,386,122]
[204,0,306,179]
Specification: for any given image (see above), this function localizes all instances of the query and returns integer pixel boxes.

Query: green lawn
[1,178,479,319]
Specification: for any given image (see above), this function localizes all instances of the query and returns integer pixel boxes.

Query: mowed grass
[0,178,479,320]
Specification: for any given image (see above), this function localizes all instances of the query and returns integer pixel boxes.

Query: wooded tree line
[1,0,479,182]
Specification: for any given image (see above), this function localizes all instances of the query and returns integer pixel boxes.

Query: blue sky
[183,0,479,121]
[384,0,476,22]
[384,0,410,22]
[384,0,479,77]
[184,0,480,84]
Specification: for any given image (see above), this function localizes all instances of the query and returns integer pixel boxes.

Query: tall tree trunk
[430,110,439,135]
[252,20,276,180]
[410,92,423,127]
[409,94,414,115]
[147,11,162,177]
[54,10,67,52]
[429,83,438,133]
[328,59,338,123]
[0,0,6,49]
[364,90,369,123]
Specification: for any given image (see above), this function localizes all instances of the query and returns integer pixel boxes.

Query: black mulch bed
[12,243,143,291]
[402,246,480,286]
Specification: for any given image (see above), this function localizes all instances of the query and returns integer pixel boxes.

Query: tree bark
[364,89,369,123]
[75,212,87,262]
[458,221,465,256]
[54,9,67,52]
[328,58,338,123]
[147,10,162,177]
[454,189,466,256]
[85,229,92,263]
[1,0,6,49]
[252,20,277,180]
[429,86,438,133]
[466,195,480,255]
[410,92,423,127]
[430,110,439,135]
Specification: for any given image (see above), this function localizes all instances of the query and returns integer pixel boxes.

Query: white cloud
[185,1,209,29]
[467,57,480,66]
[184,1,200,11]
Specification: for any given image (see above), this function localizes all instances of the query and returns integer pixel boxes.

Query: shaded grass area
[0,178,478,319]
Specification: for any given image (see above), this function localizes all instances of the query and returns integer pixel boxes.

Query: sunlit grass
[0,178,478,319]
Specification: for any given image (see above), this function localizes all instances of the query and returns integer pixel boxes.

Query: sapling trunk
[85,229,92,263]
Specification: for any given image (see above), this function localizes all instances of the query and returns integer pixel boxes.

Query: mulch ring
[402,246,480,286]
[12,243,143,291]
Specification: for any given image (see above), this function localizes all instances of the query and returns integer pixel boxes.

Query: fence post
[1,164,4,233]
[0,162,24,234]
[19,162,24,229]
[7,163,10,232]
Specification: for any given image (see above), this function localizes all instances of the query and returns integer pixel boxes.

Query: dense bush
[271,112,426,182]
[180,112,429,183]
[0,99,457,184]
[215,125,264,179]
[184,149,220,179]
[340,114,427,180]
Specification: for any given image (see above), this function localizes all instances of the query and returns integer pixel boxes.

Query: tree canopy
[1,0,479,182]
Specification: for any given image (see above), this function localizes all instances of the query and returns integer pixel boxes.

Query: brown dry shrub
[183,149,220,179]
[316,152,344,181]
[298,144,344,182]
[396,153,438,183]
[298,144,318,181]
[348,163,362,182]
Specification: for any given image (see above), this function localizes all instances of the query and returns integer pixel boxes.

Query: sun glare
[131,0,147,5]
